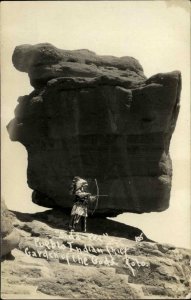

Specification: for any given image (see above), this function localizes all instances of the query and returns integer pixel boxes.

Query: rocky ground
[1,209,191,299]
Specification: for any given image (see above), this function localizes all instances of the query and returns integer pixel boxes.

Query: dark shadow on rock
[11,209,154,243]
[88,217,154,242]
[1,253,16,262]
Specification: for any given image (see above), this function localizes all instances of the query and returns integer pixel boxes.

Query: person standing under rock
[68,177,96,232]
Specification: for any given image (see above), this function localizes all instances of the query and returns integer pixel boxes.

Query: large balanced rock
[7,43,181,216]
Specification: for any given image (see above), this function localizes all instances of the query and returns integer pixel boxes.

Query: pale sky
[1,1,190,248]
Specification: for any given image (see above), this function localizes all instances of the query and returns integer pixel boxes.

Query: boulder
[7,43,181,216]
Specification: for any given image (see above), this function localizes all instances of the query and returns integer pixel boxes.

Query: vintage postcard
[1,1,191,299]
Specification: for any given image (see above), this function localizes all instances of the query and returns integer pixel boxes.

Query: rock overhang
[7,43,181,216]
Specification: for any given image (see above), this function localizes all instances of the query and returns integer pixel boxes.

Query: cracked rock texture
[7,43,181,216]
[1,199,20,257]
[1,209,191,299]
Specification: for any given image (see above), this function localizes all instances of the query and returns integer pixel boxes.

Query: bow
[91,178,99,215]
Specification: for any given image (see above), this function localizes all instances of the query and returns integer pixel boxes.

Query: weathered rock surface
[12,43,145,89]
[7,43,181,216]
[1,209,191,299]
[1,199,20,257]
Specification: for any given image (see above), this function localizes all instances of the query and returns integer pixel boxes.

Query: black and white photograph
[1,1,191,299]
